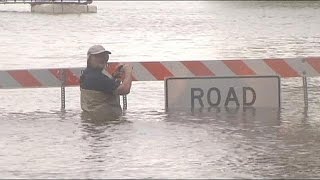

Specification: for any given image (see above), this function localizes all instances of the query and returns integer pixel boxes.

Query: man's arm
[114,64,133,95]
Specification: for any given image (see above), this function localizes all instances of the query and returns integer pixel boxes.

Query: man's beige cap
[87,45,111,56]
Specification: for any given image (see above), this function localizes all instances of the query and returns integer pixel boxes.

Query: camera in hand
[112,65,124,79]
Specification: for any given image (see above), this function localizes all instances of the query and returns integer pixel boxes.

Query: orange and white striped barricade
[0,57,319,109]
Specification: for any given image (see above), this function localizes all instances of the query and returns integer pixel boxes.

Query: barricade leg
[123,95,127,110]
[302,75,308,109]
[60,69,66,111]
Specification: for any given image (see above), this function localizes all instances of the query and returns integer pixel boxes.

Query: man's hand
[123,64,133,74]
[113,63,133,95]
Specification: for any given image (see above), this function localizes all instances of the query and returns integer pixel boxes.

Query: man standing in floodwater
[80,45,133,120]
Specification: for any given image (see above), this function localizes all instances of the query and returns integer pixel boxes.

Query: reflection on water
[1,94,320,178]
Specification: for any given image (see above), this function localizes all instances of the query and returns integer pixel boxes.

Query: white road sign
[165,76,280,110]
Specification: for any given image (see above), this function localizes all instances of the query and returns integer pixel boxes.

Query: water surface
[0,1,320,178]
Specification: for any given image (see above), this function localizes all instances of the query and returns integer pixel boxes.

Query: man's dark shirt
[80,67,120,94]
